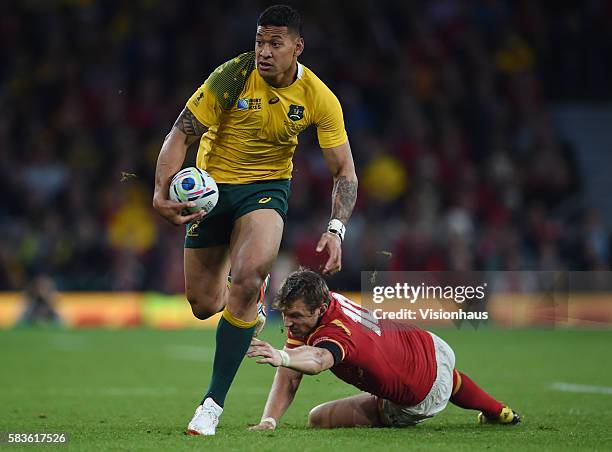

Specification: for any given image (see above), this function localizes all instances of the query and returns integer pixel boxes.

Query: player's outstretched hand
[152,197,205,225]
[248,421,276,431]
[247,338,282,367]
[316,232,342,275]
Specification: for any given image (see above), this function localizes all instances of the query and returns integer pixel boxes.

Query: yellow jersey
[186,51,348,184]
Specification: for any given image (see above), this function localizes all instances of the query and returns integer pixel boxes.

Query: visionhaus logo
[370,281,490,322]
[372,307,489,321]
[361,272,494,327]
[361,271,572,329]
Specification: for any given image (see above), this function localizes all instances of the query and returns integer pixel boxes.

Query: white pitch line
[550,382,612,395]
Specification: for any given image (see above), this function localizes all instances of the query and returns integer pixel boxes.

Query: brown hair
[273,268,330,312]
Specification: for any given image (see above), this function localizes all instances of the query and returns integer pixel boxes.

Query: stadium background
[2,0,612,327]
[1,1,612,449]
[1,0,611,293]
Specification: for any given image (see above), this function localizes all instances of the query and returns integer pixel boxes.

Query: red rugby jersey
[286,292,438,406]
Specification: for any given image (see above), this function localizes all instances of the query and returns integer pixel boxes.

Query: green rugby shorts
[184,179,291,248]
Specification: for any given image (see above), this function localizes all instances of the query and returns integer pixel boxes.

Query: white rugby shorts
[379,332,456,426]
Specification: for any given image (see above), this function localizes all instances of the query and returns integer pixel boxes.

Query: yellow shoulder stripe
[331,319,351,336]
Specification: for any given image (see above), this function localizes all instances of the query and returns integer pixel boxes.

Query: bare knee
[308,395,381,429]
[189,304,217,320]
[229,273,264,303]
[308,403,330,429]
[225,273,264,319]
[187,293,224,320]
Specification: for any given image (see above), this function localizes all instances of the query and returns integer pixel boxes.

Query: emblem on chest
[287,104,305,121]
[236,98,262,110]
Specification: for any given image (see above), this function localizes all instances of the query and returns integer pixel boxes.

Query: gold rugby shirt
[186,51,348,184]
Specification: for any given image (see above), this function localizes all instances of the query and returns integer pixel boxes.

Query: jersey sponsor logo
[193,91,205,107]
[258,197,272,204]
[269,96,280,104]
[287,104,305,121]
[312,336,332,347]
[187,222,200,237]
[237,98,262,110]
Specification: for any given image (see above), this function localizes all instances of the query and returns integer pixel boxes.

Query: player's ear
[294,37,304,57]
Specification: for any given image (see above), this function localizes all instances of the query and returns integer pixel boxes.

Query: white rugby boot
[186,397,223,436]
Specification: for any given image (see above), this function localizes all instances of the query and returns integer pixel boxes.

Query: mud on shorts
[184,179,291,248]
[378,332,456,427]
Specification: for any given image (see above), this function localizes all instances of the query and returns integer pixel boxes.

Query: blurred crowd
[1,0,611,292]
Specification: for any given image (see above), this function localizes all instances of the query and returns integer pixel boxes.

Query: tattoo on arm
[331,176,357,225]
[173,107,207,145]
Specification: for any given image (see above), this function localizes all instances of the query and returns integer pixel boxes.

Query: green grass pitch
[1,326,611,451]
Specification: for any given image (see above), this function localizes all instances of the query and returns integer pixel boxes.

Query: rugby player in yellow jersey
[152,5,357,436]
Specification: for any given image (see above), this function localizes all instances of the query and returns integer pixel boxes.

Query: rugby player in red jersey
[247,269,520,430]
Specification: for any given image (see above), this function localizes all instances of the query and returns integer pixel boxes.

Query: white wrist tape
[327,219,346,241]
[261,417,277,428]
[278,349,291,367]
